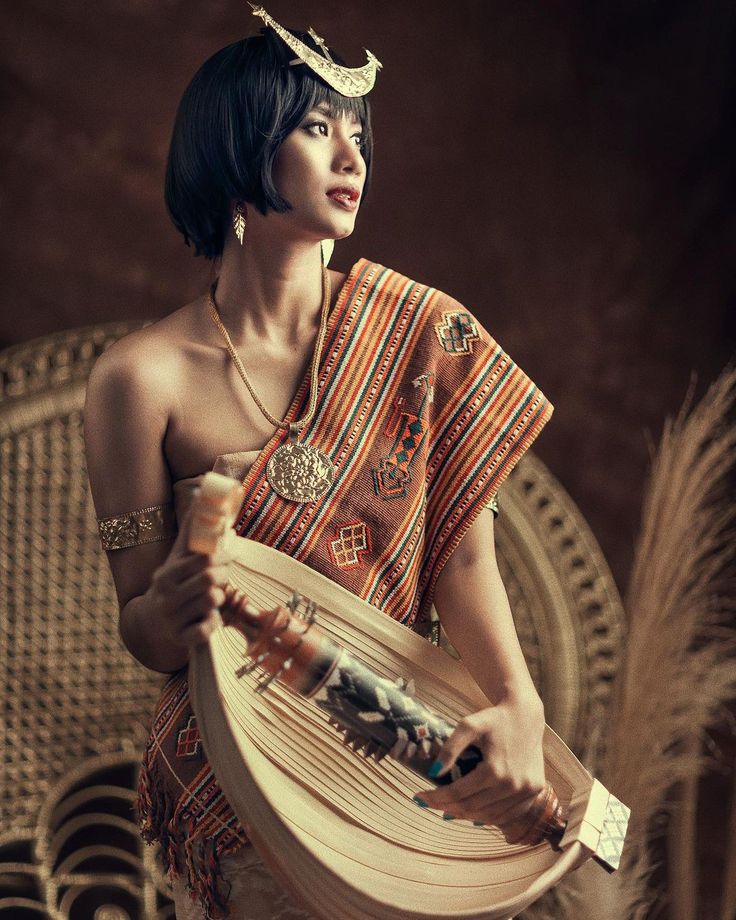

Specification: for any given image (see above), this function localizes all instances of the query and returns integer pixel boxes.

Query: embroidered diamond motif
[176,715,201,758]
[372,375,435,499]
[329,521,373,569]
[435,311,481,354]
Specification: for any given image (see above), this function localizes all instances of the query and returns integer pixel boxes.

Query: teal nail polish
[413,796,428,808]
[428,760,444,779]
[473,821,485,827]
[442,813,455,821]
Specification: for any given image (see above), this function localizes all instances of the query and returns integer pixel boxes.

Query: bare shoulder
[84,299,207,517]
[86,299,203,408]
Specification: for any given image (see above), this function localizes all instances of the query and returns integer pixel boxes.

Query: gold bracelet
[97,502,176,551]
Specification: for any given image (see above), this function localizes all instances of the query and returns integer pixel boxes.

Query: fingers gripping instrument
[224,587,566,849]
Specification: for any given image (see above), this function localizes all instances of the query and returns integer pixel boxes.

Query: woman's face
[270,101,366,242]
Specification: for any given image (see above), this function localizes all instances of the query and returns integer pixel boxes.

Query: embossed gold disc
[266,441,335,502]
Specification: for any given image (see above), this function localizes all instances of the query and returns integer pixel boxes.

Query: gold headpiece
[249,3,382,98]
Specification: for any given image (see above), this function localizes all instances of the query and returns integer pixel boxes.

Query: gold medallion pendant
[267,440,335,502]
[208,253,335,504]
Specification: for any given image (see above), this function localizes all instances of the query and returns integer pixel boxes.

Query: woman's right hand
[146,503,233,650]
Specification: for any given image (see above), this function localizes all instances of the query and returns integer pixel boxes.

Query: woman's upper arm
[84,339,175,607]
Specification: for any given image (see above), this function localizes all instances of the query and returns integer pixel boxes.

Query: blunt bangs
[165,27,374,260]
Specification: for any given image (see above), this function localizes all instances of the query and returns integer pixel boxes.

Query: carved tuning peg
[393,676,415,697]
[255,658,293,694]
[286,592,302,614]
[362,740,383,759]
[236,649,271,679]
[390,736,407,759]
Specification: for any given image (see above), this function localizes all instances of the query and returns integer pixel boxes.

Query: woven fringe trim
[137,745,246,919]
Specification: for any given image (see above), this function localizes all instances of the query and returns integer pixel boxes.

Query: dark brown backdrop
[2,0,735,594]
[0,0,736,587]
[2,3,735,913]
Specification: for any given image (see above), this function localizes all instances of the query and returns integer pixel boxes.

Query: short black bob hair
[165,27,374,260]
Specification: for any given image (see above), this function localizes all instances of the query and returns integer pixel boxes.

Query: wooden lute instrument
[187,472,630,920]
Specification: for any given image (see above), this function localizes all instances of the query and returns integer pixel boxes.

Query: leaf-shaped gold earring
[233,202,246,246]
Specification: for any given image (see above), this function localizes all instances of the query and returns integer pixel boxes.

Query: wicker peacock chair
[0,324,625,920]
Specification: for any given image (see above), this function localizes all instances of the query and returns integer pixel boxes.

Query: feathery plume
[522,365,736,919]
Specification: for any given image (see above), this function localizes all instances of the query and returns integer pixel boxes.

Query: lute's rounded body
[186,472,630,920]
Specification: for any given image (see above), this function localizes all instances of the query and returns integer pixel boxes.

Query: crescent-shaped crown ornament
[249,3,382,97]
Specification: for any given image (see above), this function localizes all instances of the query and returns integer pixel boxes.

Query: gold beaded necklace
[208,263,335,502]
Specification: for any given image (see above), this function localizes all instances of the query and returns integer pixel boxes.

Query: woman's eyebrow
[313,103,336,117]
[311,103,361,124]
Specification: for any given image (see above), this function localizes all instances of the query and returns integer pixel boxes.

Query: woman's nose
[333,134,364,175]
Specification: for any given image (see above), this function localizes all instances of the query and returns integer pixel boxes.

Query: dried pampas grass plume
[521,365,736,920]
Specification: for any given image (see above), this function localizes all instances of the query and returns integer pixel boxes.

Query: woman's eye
[304,122,363,147]
[305,121,329,136]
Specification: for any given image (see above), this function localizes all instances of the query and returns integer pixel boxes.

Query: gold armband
[97,503,176,550]
[487,493,499,517]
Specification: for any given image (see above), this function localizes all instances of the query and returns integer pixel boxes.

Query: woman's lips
[326,190,359,211]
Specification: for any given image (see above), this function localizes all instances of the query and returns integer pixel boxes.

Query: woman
[85,13,553,920]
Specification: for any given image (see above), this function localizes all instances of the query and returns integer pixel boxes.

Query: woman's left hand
[415,693,547,827]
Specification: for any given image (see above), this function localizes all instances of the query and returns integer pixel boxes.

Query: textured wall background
[1,1,734,914]
[2,0,734,594]
[0,0,736,587]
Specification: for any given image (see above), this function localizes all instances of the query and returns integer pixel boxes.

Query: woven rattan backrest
[0,322,626,917]
[0,323,162,840]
